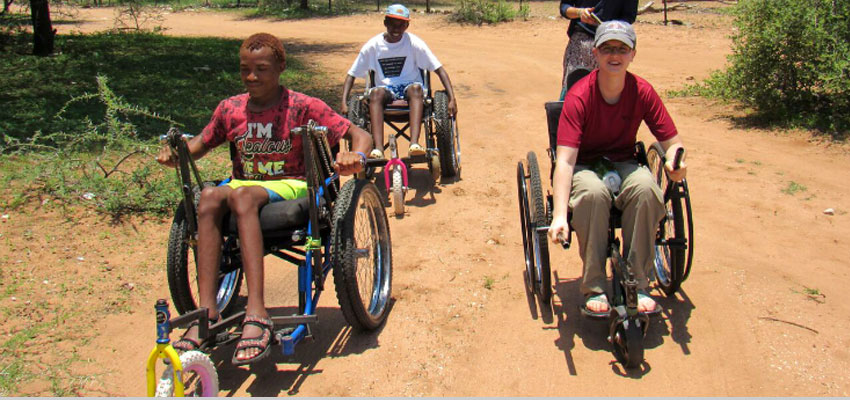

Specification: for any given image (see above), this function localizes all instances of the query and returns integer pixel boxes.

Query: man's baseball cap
[386,4,410,21]
[594,20,637,49]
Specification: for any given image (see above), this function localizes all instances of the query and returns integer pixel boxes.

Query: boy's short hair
[241,33,286,65]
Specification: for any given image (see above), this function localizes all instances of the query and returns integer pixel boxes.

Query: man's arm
[659,135,686,182]
[548,145,578,243]
[434,66,457,116]
[341,74,357,115]
[156,134,212,168]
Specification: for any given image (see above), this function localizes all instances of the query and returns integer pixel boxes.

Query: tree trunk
[299,0,307,9]
[30,0,55,56]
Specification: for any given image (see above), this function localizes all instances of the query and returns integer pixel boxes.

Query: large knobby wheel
[434,91,460,178]
[526,152,552,306]
[646,143,691,296]
[155,350,219,397]
[516,160,535,296]
[347,95,368,130]
[166,183,243,316]
[332,179,393,331]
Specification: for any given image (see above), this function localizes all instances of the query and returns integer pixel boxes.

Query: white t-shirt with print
[347,32,442,87]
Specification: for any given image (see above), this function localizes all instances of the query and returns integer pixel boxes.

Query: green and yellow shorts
[225,179,308,203]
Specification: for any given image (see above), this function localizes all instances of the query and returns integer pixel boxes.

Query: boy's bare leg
[407,84,424,145]
[176,185,231,348]
[227,186,271,361]
[369,88,389,153]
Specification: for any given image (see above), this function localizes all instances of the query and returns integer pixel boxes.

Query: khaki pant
[569,161,665,295]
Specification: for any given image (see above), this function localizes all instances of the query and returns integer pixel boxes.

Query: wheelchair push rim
[646,142,691,296]
[516,160,535,295]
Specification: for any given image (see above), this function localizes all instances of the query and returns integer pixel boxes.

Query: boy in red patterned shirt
[157,33,372,364]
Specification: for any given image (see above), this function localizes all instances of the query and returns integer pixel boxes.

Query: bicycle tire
[611,319,644,369]
[646,143,686,296]
[391,166,405,217]
[526,152,552,305]
[155,350,219,397]
[434,91,460,178]
[332,180,393,331]
[516,161,534,295]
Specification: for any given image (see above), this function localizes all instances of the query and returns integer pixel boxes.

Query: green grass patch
[483,275,495,290]
[0,30,329,217]
[781,181,807,195]
[449,0,527,25]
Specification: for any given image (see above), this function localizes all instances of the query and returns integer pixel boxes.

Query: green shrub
[685,0,849,137]
[450,0,527,25]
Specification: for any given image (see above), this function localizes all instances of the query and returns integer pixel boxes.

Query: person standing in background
[558,0,637,99]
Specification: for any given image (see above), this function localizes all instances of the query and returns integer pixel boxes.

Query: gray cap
[593,20,637,49]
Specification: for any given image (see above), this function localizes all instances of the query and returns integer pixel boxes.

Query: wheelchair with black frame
[346,69,461,217]
[146,121,393,396]
[515,70,694,369]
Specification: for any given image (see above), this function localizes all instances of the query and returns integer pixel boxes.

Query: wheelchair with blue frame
[516,70,694,368]
[346,69,461,217]
[150,121,392,395]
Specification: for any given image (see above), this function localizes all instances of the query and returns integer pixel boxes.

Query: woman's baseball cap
[386,4,410,21]
[594,20,637,49]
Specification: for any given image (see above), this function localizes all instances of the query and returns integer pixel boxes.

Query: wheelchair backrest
[546,69,591,157]
[544,101,563,157]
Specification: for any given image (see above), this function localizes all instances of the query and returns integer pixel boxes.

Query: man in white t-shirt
[342,4,458,159]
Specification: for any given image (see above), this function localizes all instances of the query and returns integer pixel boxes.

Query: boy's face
[239,46,285,99]
[383,17,409,43]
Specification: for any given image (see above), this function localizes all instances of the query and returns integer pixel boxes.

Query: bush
[693,0,849,137]
[450,0,527,25]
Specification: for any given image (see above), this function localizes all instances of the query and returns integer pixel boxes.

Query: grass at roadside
[0,28,333,217]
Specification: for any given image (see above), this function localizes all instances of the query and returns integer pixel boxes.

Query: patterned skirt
[561,30,597,94]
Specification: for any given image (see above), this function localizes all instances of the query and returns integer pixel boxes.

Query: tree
[30,0,55,56]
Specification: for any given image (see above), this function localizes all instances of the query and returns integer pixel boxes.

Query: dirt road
[42,3,850,396]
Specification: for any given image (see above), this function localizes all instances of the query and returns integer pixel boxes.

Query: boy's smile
[383,17,408,43]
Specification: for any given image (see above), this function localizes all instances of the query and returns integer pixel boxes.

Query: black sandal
[173,318,218,352]
[232,315,274,365]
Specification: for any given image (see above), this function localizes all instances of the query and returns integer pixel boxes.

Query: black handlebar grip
[672,147,685,170]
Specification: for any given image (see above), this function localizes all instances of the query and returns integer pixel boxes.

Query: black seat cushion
[222,196,311,236]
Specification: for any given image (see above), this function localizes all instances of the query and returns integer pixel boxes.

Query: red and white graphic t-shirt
[202,87,350,180]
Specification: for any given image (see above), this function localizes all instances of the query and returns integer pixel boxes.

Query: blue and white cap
[386,4,410,21]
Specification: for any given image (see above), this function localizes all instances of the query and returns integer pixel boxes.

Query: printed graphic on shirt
[378,56,406,78]
[235,122,293,180]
